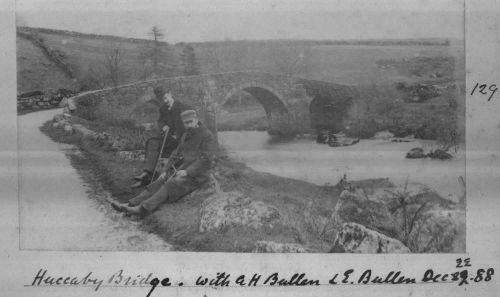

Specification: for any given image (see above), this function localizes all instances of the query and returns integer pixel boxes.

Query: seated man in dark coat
[115,110,216,215]
[132,86,192,187]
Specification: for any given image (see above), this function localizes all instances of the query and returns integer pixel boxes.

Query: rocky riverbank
[41,112,465,253]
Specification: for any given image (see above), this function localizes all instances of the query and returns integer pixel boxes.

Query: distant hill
[18,27,168,46]
[16,26,464,94]
[17,26,183,93]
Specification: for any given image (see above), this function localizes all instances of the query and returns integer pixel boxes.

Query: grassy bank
[40,120,348,252]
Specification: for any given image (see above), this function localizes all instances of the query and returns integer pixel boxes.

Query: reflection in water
[219,131,465,200]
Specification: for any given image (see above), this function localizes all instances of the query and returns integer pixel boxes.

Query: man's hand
[176,170,187,177]
[158,172,168,180]
[162,125,170,133]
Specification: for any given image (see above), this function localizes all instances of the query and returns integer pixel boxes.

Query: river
[18,109,171,251]
[219,131,465,200]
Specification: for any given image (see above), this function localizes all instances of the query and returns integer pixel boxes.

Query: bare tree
[149,26,164,41]
[79,63,107,90]
[180,44,199,75]
[139,26,174,79]
[103,43,126,87]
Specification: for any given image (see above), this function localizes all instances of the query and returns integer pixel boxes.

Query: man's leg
[127,189,152,206]
[139,175,198,213]
[128,177,165,206]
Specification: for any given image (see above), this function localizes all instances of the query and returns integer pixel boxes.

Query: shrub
[75,95,100,120]
[78,66,107,91]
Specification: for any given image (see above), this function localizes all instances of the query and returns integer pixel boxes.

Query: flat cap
[180,109,197,120]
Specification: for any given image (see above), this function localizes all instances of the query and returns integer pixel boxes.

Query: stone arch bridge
[72,71,357,138]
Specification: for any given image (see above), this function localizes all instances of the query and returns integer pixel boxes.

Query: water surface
[219,131,465,200]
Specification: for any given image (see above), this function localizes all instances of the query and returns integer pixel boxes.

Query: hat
[153,86,167,97]
[180,110,197,121]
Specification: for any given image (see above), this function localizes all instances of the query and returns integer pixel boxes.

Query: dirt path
[18,109,171,251]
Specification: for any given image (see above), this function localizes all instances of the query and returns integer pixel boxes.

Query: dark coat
[158,100,192,140]
[172,122,215,183]
[135,122,215,211]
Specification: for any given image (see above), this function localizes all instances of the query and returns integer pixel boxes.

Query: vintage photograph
[17,0,465,253]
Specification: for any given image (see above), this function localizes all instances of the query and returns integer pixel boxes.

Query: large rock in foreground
[331,222,410,253]
[331,181,464,253]
[116,150,145,161]
[199,191,280,233]
[408,208,466,253]
[332,189,399,238]
[253,241,310,253]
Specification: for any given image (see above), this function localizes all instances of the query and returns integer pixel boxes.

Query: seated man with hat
[132,86,192,188]
[113,110,216,215]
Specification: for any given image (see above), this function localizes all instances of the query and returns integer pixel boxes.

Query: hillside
[17,34,78,93]
[17,27,180,93]
[17,27,464,92]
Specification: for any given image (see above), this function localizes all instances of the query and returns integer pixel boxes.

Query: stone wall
[18,95,61,111]
[70,72,357,137]
[18,93,76,112]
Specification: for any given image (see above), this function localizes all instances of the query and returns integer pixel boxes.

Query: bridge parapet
[71,71,356,138]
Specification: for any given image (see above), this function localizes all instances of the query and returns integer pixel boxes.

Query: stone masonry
[70,71,357,138]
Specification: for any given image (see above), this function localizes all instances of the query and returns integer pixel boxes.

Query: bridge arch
[299,80,356,133]
[220,82,291,136]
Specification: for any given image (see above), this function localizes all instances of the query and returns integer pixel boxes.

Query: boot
[110,201,130,212]
[131,179,149,189]
[122,205,149,216]
[133,170,152,181]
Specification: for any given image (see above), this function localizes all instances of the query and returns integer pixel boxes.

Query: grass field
[17,36,79,92]
[304,43,464,85]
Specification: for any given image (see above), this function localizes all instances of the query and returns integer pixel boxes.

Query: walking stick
[150,126,170,184]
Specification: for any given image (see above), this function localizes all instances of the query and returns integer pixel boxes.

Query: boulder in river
[330,222,410,253]
[373,130,394,140]
[391,135,415,143]
[406,147,426,159]
[427,149,453,160]
[316,130,359,147]
[327,132,360,147]
[316,130,333,144]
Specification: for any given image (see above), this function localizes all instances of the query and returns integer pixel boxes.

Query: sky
[15,0,464,43]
